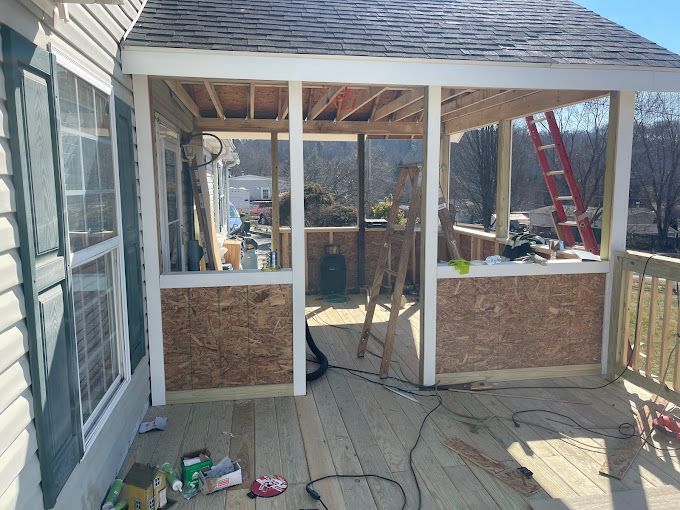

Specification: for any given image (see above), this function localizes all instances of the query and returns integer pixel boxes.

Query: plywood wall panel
[161,284,293,392]
[437,273,605,374]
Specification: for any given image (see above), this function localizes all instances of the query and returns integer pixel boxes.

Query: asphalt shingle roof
[125,0,680,68]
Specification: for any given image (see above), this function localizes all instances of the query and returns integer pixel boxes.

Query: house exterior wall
[0,1,149,509]
[230,175,272,201]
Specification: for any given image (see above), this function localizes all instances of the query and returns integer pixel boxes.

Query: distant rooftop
[125,0,680,68]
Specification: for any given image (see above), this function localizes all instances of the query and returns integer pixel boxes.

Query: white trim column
[600,91,635,373]
[289,81,306,395]
[420,86,441,386]
[132,74,166,405]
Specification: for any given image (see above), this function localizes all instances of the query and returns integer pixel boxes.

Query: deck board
[120,295,680,509]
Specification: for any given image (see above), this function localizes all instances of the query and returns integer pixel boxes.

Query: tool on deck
[653,414,680,440]
[525,111,599,254]
[357,163,461,378]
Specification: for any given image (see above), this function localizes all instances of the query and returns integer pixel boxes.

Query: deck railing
[609,250,680,398]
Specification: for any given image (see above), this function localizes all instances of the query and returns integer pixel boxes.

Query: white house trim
[122,46,680,92]
[289,81,307,396]
[132,74,166,406]
[437,260,610,279]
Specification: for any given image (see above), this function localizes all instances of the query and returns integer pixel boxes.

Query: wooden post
[271,131,280,254]
[420,86,441,387]
[289,81,306,396]
[602,91,635,376]
[495,119,512,243]
[439,133,450,203]
[357,133,366,289]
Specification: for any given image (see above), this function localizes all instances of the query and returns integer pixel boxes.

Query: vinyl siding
[0,1,149,509]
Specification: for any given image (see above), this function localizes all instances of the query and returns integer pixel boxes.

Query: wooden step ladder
[357,164,461,378]
[525,111,599,254]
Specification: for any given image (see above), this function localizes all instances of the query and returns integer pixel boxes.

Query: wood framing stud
[495,119,512,241]
[196,118,424,135]
[165,80,200,117]
[249,83,255,119]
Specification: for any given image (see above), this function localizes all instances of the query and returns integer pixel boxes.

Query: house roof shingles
[125,0,680,69]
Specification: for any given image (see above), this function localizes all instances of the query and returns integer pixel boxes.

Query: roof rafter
[336,87,387,121]
[373,88,424,121]
[165,80,200,117]
[391,88,472,122]
[203,80,225,119]
[308,86,346,120]
[444,89,608,133]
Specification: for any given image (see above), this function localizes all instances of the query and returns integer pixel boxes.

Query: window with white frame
[262,187,271,200]
[55,62,129,439]
[156,118,185,272]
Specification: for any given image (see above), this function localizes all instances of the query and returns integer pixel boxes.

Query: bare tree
[450,125,498,229]
[632,92,680,241]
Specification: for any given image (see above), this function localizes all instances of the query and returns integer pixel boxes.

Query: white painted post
[132,74,166,405]
[289,81,306,395]
[600,91,635,374]
[420,86,441,386]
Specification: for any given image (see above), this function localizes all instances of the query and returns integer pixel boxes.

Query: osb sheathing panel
[161,285,293,391]
[436,273,605,374]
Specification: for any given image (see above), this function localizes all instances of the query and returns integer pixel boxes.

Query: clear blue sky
[576,0,680,54]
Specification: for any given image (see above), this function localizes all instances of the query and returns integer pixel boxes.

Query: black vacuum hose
[305,321,328,381]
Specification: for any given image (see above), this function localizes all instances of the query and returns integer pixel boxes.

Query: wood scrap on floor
[598,396,669,480]
[443,438,542,496]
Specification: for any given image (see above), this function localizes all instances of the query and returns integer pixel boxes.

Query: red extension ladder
[525,111,599,254]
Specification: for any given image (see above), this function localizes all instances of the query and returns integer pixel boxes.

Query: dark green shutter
[115,98,146,371]
[1,26,83,508]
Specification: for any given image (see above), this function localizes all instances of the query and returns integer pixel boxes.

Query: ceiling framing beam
[443,89,609,134]
[336,87,387,121]
[308,86,345,120]
[203,80,224,119]
[391,88,471,122]
[373,89,424,121]
[165,80,200,117]
[441,89,508,118]
[196,117,424,135]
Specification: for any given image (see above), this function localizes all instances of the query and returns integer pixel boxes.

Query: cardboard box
[198,462,242,494]
[181,449,213,490]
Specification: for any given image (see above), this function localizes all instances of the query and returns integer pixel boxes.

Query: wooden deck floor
[122,295,680,509]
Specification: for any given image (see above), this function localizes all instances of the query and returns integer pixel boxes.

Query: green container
[181,450,213,489]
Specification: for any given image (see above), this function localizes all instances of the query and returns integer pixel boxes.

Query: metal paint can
[269,250,278,269]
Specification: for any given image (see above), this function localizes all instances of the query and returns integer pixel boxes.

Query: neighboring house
[230,174,273,201]
[1,2,148,509]
[1,1,680,509]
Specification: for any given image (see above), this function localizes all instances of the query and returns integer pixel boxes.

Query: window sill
[160,268,293,288]
[437,259,610,279]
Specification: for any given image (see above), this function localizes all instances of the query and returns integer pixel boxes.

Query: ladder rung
[558,221,578,227]
[384,268,397,277]
[538,144,556,151]
[528,116,548,125]
[546,170,565,176]
[556,195,573,201]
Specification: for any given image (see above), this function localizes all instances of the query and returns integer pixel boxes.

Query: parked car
[229,202,242,232]
[250,200,273,225]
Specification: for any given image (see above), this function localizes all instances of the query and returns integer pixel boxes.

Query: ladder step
[528,116,548,125]
[538,144,556,151]
[558,220,578,227]
[546,170,565,176]
[556,195,573,201]
[384,268,397,277]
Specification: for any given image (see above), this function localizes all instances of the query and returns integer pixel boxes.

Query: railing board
[644,276,660,377]
[658,280,674,382]
[632,275,647,371]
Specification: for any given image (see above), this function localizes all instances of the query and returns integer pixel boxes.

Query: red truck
[250,200,273,225]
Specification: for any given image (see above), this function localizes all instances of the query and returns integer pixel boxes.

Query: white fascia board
[122,46,680,92]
